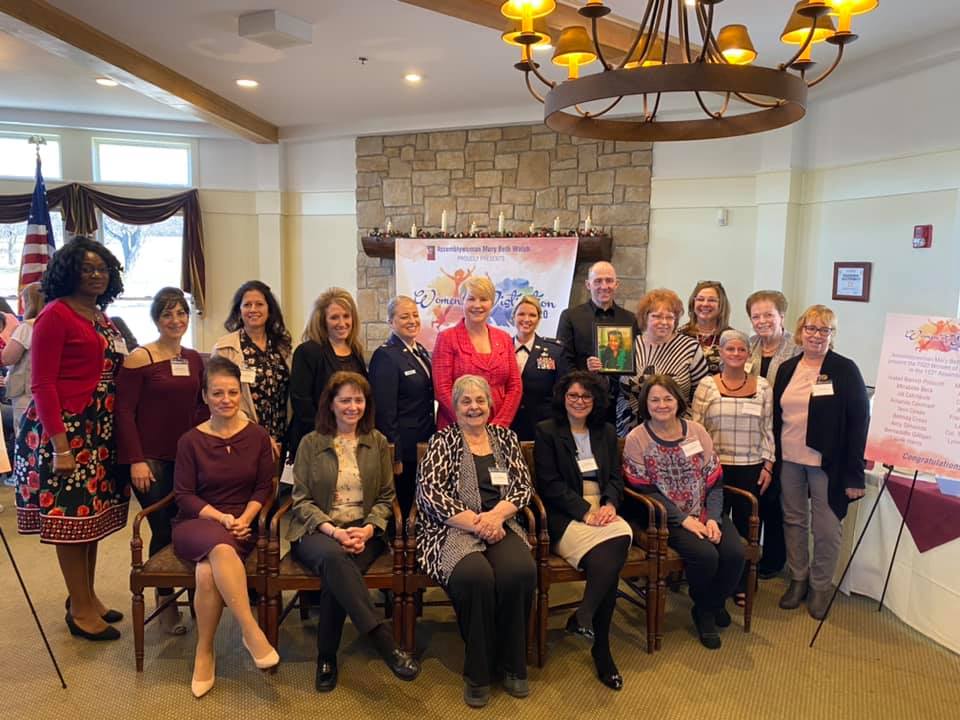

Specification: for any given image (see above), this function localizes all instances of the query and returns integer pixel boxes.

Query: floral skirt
[14,383,129,544]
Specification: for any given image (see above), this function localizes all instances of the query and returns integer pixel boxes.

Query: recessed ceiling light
[95,77,118,87]
[404,73,422,84]
[236,78,259,88]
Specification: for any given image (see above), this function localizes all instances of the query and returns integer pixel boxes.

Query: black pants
[446,531,536,686]
[668,521,745,611]
[293,532,386,659]
[130,459,177,595]
[721,463,785,575]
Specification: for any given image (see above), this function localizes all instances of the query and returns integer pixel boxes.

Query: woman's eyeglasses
[802,325,833,337]
[565,393,593,404]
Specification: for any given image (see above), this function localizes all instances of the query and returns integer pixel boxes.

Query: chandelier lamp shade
[499,0,879,141]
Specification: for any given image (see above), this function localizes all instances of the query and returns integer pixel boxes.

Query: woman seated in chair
[286,371,419,692]
[622,374,744,650]
[533,370,632,690]
[416,374,536,708]
[172,356,279,698]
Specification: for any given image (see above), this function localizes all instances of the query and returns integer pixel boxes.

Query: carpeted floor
[1,485,957,720]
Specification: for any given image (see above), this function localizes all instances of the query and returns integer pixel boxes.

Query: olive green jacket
[286,429,395,543]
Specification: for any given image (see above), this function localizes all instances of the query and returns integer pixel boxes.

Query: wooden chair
[632,483,760,650]
[264,495,405,652]
[129,478,277,672]
[405,442,538,662]
[521,440,660,666]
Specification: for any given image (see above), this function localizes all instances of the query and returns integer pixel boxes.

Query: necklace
[697,330,718,347]
[718,374,748,392]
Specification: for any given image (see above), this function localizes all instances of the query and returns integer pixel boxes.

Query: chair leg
[526,590,536,666]
[743,556,757,633]
[266,591,279,649]
[537,582,548,668]
[187,588,196,619]
[403,590,416,654]
[655,572,667,651]
[133,590,145,672]
[392,590,404,645]
[298,591,310,620]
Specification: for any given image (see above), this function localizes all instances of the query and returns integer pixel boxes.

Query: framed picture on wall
[594,322,636,374]
[832,262,872,302]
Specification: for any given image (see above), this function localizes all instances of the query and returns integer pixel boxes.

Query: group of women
[9,238,870,708]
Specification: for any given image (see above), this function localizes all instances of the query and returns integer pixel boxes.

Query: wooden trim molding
[0,0,278,144]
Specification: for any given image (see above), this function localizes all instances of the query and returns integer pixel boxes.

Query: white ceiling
[1,1,959,141]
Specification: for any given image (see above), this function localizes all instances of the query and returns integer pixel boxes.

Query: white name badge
[489,470,509,486]
[742,401,762,417]
[577,457,599,474]
[240,367,257,384]
[811,382,834,397]
[744,361,754,374]
[170,359,190,377]
[112,336,128,355]
[681,440,704,457]
[404,368,417,376]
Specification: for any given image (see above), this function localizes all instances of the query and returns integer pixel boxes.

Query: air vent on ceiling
[238,10,312,50]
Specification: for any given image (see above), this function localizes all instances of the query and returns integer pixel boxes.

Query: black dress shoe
[65,613,120,641]
[598,670,624,691]
[383,648,420,681]
[565,612,595,641]
[315,658,338,692]
[65,597,123,624]
[691,606,721,650]
[715,605,732,628]
[758,567,783,580]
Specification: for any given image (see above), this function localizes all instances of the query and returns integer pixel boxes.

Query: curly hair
[224,280,292,357]
[551,370,608,428]
[315,371,375,435]
[636,289,684,332]
[302,287,363,357]
[41,237,123,310]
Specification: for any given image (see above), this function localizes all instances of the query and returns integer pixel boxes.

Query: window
[0,134,62,180]
[93,139,191,187]
[0,212,65,303]
[101,215,191,347]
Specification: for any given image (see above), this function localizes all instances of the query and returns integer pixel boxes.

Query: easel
[809,464,920,648]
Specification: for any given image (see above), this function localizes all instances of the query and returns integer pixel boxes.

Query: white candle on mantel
[386,219,393,234]
[498,211,505,234]
[529,221,536,235]
[410,222,417,238]
[470,221,477,235]
[584,214,592,233]
[441,210,448,234]
[553,216,560,233]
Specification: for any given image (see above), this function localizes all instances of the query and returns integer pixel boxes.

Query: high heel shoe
[191,659,216,698]
[242,636,279,670]
[65,613,120,641]
[65,597,123,624]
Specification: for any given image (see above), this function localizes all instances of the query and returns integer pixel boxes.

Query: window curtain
[0,183,206,313]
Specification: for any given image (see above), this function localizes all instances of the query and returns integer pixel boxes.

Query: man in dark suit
[557,261,637,423]
[510,295,569,441]
[368,296,436,516]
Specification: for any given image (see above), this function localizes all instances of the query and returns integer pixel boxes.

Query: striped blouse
[616,332,709,436]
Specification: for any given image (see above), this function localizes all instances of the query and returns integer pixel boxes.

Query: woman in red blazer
[432,276,521,430]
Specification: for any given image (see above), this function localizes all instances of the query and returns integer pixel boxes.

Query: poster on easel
[865,313,960,485]
[395,236,578,351]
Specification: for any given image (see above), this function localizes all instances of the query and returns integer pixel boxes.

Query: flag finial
[27,135,46,161]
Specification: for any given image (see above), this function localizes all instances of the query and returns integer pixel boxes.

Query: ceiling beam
[0,0,278,144]
[398,0,687,65]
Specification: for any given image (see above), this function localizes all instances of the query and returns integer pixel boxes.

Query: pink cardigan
[432,319,522,430]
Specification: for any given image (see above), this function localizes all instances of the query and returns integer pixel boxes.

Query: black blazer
[533,418,623,543]
[773,349,870,520]
[287,339,367,461]
[368,334,436,463]
[511,335,570,441]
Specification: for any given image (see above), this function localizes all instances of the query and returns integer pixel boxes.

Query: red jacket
[31,299,109,436]
[432,319,522,430]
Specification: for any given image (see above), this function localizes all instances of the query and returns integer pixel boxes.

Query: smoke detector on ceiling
[238,10,312,50]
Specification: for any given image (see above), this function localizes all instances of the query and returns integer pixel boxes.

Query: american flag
[18,156,56,309]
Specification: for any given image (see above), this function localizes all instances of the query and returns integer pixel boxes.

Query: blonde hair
[636,289,684,332]
[459,276,496,302]
[511,294,542,320]
[303,287,363,356]
[21,282,45,320]
[387,295,417,322]
[794,304,837,349]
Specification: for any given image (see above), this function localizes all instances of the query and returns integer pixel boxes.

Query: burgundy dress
[172,423,275,562]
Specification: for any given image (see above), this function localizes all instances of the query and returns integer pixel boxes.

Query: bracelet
[52,450,72,457]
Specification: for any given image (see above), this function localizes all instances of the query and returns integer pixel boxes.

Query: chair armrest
[257,477,279,538]
[131,491,176,570]
[527,493,550,555]
[623,487,664,531]
[723,485,759,518]
[520,506,537,548]
[269,496,295,542]
[390,497,404,552]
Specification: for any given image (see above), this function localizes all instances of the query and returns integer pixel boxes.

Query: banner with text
[395,236,579,351]
[866,313,960,479]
